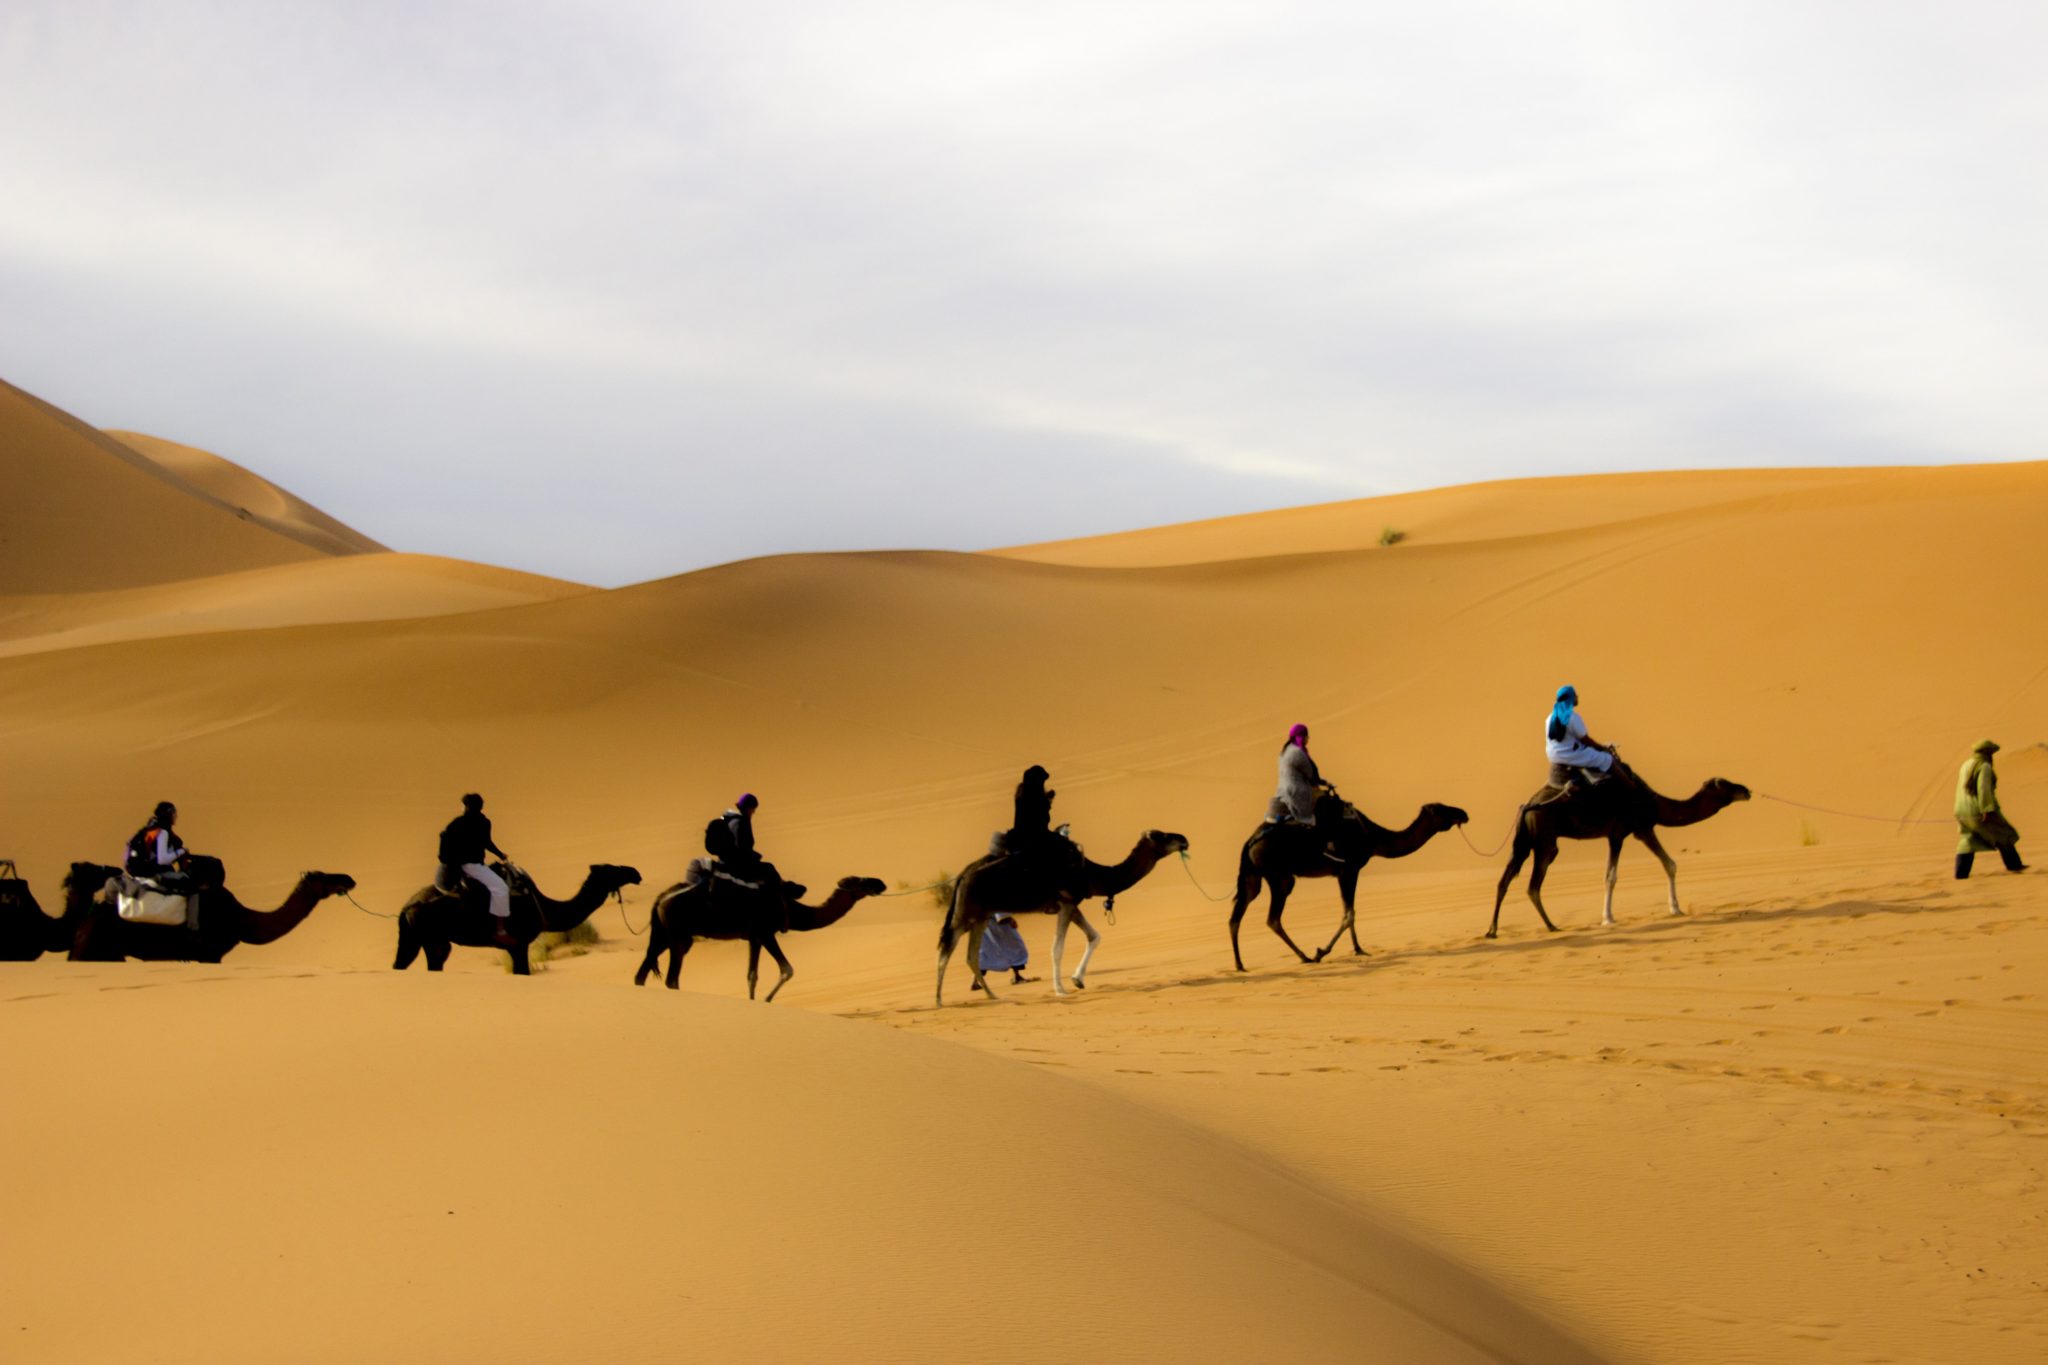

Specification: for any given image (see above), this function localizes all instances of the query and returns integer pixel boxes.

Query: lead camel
[1487,764,1750,938]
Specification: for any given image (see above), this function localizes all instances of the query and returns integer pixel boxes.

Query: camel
[934,829,1188,1007]
[0,870,82,961]
[1229,793,1470,972]
[1488,763,1751,938]
[394,862,641,975]
[633,873,887,1001]
[67,859,358,963]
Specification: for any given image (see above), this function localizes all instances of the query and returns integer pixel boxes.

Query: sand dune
[0,968,1608,1365]
[0,381,339,591]
[109,429,388,557]
[1,374,2042,1362]
[0,554,587,658]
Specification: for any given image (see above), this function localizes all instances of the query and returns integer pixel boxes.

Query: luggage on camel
[116,880,192,926]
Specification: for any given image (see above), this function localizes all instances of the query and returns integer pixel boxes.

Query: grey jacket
[1266,743,1322,823]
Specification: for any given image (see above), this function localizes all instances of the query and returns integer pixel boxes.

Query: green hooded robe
[1955,749,2019,854]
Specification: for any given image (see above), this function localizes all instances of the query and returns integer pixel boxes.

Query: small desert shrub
[507,921,603,972]
[1378,526,1406,547]
[901,871,957,914]
[1798,820,1821,847]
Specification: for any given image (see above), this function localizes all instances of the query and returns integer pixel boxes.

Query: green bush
[900,871,956,914]
[1378,526,1406,548]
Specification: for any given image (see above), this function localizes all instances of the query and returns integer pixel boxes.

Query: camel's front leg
[759,937,795,1003]
[1601,833,1625,926]
[1637,829,1682,916]
[1312,869,1365,961]
[1067,907,1100,990]
[746,941,761,1000]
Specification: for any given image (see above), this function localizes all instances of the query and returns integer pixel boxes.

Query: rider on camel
[439,793,516,948]
[1265,724,1342,861]
[125,801,193,893]
[1545,685,1617,787]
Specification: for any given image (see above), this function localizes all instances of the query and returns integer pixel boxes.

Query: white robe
[1545,711,1612,772]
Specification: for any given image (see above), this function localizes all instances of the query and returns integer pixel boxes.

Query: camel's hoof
[1070,976,1085,990]
[1311,948,1328,963]
[1483,931,1497,940]
[1668,908,1685,918]
[1351,948,1368,957]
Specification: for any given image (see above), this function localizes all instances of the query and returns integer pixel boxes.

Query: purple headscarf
[1287,724,1309,750]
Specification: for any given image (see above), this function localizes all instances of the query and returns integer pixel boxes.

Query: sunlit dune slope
[1001,465,1895,566]
[0,970,1608,1365]
[0,380,336,591]
[0,555,587,658]
[109,429,387,556]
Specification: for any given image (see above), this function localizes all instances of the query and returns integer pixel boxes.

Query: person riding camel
[1005,765,1083,872]
[706,793,766,880]
[124,801,192,892]
[439,793,516,948]
[1266,724,1322,825]
[1545,685,1617,787]
[1264,724,1343,862]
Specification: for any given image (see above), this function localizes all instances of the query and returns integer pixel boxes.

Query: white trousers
[1549,743,1614,773]
[463,863,510,918]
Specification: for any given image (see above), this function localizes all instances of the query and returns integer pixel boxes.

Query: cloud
[2,0,2043,583]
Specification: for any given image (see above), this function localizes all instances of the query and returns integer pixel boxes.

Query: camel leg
[1264,880,1314,963]
[634,934,661,986]
[424,938,450,971]
[1228,868,1263,972]
[1067,907,1100,990]
[1052,903,1075,996]
[934,921,959,1008]
[747,941,761,1000]
[1489,827,1532,938]
[394,916,420,971]
[507,942,532,976]
[666,936,691,990]
[1637,829,1682,916]
[1525,841,1562,933]
[1313,868,1366,962]
[968,922,996,1001]
[760,937,795,1003]
[1601,833,1625,926]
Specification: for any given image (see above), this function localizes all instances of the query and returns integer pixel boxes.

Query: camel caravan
[7,685,2027,1001]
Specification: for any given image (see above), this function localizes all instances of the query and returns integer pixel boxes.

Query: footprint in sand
[1819,1025,1846,1035]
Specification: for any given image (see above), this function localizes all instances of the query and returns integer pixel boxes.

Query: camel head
[1703,779,1752,806]
[1140,830,1190,857]
[66,862,119,902]
[303,872,358,899]
[590,864,644,895]
[838,876,889,898]
[1420,803,1469,830]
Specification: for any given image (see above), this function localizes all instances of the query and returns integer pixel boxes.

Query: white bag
[118,888,190,926]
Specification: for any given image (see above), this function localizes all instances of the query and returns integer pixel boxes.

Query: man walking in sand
[1954,740,2025,879]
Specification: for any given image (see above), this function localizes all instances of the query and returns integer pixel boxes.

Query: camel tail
[936,879,961,954]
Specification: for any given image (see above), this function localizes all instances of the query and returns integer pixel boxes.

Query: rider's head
[152,801,177,827]
[1556,684,1578,705]
[1287,723,1309,749]
[737,792,758,813]
[1022,765,1049,786]
[461,792,484,813]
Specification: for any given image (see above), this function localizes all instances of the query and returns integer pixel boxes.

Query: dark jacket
[706,808,758,865]
[1012,767,1054,836]
[439,811,504,867]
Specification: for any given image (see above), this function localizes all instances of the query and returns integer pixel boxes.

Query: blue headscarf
[1551,685,1578,734]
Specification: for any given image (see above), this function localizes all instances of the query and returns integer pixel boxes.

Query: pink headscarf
[1287,723,1309,750]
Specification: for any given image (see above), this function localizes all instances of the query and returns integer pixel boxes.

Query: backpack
[125,825,174,877]
[704,814,738,862]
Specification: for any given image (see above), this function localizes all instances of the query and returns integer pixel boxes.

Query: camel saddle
[433,860,530,907]
[681,858,803,900]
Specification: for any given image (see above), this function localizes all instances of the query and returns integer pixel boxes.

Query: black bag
[703,815,738,862]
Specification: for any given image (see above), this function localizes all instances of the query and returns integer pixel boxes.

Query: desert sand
[1,378,2041,1363]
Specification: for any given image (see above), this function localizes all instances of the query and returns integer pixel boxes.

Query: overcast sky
[3,1,2044,584]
